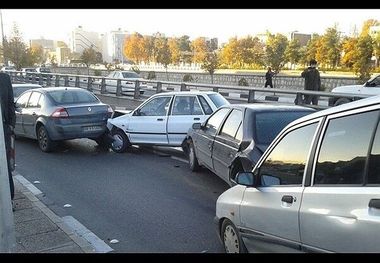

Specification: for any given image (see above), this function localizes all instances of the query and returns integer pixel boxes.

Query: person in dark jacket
[301,59,321,105]
[264,67,275,88]
[0,72,16,200]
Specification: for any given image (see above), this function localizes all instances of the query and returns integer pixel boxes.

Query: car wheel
[334,98,351,106]
[188,140,200,172]
[37,125,54,152]
[110,129,130,153]
[221,219,247,253]
[95,133,112,149]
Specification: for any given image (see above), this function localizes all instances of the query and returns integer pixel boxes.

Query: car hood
[331,85,363,93]
[107,112,133,131]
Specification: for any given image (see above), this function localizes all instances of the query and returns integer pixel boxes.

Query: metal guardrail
[4,70,371,110]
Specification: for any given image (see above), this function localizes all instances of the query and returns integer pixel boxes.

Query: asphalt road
[14,137,229,252]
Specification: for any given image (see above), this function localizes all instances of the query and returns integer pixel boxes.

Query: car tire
[110,129,130,153]
[188,140,200,172]
[334,98,351,106]
[94,133,111,149]
[37,125,54,152]
[221,219,247,253]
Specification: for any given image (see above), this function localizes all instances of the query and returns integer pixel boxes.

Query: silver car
[14,87,113,152]
[215,95,380,253]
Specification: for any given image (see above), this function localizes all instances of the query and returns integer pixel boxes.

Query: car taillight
[51,108,69,118]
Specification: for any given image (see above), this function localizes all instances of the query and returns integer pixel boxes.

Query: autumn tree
[155,36,171,80]
[220,37,240,68]
[30,44,46,65]
[316,26,342,69]
[285,39,302,69]
[341,36,358,69]
[374,31,380,67]
[123,33,145,64]
[301,34,321,65]
[201,51,219,84]
[3,23,30,69]
[191,37,208,63]
[353,35,374,82]
[265,33,288,72]
[360,19,379,37]
[168,38,181,65]
[238,36,265,68]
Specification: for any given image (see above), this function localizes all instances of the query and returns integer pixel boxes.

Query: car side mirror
[234,172,256,187]
[192,123,202,130]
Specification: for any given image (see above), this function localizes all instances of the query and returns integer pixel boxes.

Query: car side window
[258,123,318,186]
[27,92,41,108]
[314,110,379,185]
[219,109,243,141]
[15,92,31,108]
[368,120,380,184]
[139,96,172,116]
[205,108,230,135]
[172,96,203,115]
[235,123,243,142]
[198,95,213,115]
[37,94,45,108]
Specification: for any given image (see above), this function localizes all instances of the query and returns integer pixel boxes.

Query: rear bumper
[46,121,107,140]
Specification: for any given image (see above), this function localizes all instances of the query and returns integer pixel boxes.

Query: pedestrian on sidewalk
[0,72,16,201]
[301,59,321,105]
[264,67,276,88]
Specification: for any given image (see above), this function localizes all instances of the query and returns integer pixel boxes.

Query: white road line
[62,216,114,253]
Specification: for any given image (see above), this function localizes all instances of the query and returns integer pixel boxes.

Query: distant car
[186,104,315,186]
[329,74,380,106]
[35,67,54,81]
[95,70,148,95]
[19,68,37,79]
[1,66,16,72]
[12,84,42,101]
[14,87,113,152]
[107,91,230,153]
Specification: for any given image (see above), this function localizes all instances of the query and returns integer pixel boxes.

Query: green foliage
[201,52,219,83]
[265,33,289,72]
[147,71,156,79]
[353,35,374,82]
[94,69,101,76]
[317,26,341,68]
[81,47,102,67]
[183,74,194,82]
[155,37,171,68]
[238,78,249,86]
[285,39,302,66]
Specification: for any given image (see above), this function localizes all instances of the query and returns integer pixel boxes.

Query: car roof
[23,87,90,94]
[152,91,220,96]
[12,84,42,88]
[287,95,380,126]
[225,103,316,113]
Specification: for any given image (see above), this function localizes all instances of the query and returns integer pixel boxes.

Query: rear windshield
[255,111,313,145]
[13,87,34,98]
[48,89,99,104]
[207,93,229,108]
[122,72,140,78]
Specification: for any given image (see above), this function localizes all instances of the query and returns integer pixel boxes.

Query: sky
[1,9,379,44]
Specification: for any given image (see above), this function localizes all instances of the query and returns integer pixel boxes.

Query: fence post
[64,75,69,86]
[248,90,255,103]
[213,86,219,93]
[55,75,60,87]
[75,76,80,87]
[0,103,16,252]
[156,82,162,93]
[134,80,140,99]
[100,78,106,94]
[295,93,303,105]
[46,74,51,87]
[38,74,43,85]
[87,77,92,91]
[180,83,187,91]
[31,74,36,84]
[116,79,122,96]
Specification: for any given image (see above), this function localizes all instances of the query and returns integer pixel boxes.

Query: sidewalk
[12,175,96,253]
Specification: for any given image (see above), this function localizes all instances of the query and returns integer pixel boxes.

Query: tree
[123,33,145,64]
[238,36,265,68]
[220,37,240,68]
[3,23,30,69]
[201,51,219,84]
[374,31,380,67]
[301,34,321,66]
[168,38,181,65]
[265,33,288,72]
[30,44,46,65]
[178,35,192,64]
[191,37,208,63]
[341,36,358,69]
[352,35,374,82]
[155,36,171,80]
[285,39,302,69]
[81,47,102,74]
[317,26,342,69]
[360,19,379,37]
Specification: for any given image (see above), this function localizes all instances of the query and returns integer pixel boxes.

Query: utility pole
[0,101,16,252]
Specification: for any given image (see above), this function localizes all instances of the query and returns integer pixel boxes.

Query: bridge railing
[4,70,371,109]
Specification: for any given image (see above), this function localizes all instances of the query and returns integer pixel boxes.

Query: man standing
[0,72,16,201]
[264,67,275,88]
[301,59,321,105]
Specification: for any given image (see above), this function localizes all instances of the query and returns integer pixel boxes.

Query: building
[70,26,102,54]
[106,29,130,63]
[56,47,71,66]
[289,32,312,47]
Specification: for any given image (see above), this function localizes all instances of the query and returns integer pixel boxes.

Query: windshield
[122,72,140,79]
[48,89,99,104]
[207,93,229,108]
[255,111,313,145]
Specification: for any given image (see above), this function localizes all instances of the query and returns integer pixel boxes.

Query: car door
[300,108,380,252]
[14,91,32,136]
[239,121,320,252]
[127,95,173,145]
[167,95,206,146]
[22,91,44,137]
[212,109,243,183]
[193,107,231,171]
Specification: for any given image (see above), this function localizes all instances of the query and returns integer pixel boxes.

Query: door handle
[157,118,164,121]
[194,118,200,121]
[369,199,380,209]
[281,195,295,204]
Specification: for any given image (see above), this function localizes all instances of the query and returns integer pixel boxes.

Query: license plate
[83,126,102,132]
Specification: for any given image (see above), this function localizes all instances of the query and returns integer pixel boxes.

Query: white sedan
[100,70,149,95]
[107,91,230,152]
